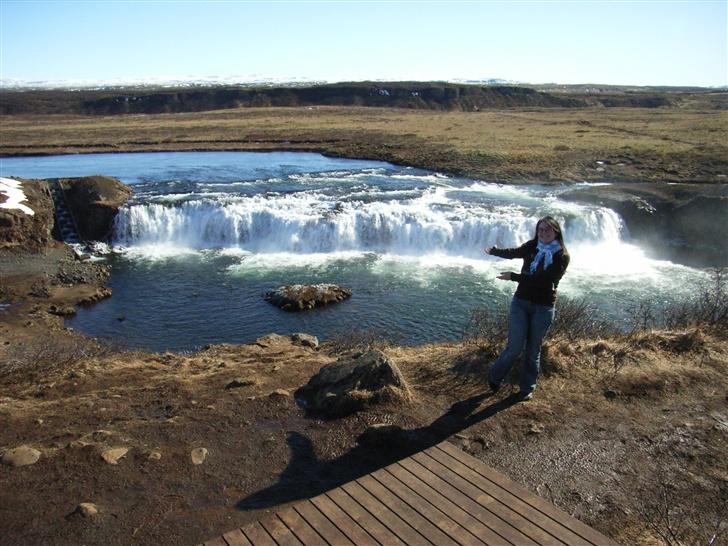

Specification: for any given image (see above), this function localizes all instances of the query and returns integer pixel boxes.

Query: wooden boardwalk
[201,441,618,546]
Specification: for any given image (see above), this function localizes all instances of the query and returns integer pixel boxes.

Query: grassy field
[2,103,727,183]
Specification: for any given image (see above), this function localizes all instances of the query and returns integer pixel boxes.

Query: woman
[484,216,569,400]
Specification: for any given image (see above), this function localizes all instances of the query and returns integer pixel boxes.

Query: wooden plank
[386,462,509,545]
[310,493,379,546]
[342,480,430,545]
[374,466,488,546]
[294,499,355,545]
[260,514,304,546]
[401,455,542,546]
[413,451,564,546]
[325,487,408,546]
[436,442,618,546]
[202,441,618,546]
[357,473,458,546]
[241,521,277,546]
[427,445,582,544]
[277,506,327,545]
[222,529,253,546]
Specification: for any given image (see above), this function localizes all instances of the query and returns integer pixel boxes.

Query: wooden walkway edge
[200,441,619,546]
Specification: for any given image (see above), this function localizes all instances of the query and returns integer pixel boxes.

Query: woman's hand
[496,271,513,281]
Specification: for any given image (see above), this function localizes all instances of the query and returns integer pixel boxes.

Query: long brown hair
[533,216,568,254]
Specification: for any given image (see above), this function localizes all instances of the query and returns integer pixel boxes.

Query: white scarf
[530,240,561,273]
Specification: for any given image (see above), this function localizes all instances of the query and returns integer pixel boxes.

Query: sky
[0,0,726,87]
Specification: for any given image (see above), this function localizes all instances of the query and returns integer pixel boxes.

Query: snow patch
[0,178,35,215]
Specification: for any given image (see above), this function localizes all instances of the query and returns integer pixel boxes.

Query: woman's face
[537,221,557,244]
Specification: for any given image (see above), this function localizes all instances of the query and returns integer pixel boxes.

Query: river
[0,151,706,351]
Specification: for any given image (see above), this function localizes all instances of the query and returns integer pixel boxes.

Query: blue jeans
[488,297,555,394]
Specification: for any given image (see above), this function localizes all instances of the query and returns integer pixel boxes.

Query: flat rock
[1,445,41,467]
[291,333,319,348]
[101,447,129,465]
[48,304,76,316]
[191,447,208,465]
[255,333,290,348]
[265,283,351,311]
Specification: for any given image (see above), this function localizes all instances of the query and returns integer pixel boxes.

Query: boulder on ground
[295,349,411,417]
[265,284,351,311]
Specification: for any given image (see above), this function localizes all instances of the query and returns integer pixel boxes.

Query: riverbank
[2,242,727,544]
[2,104,727,184]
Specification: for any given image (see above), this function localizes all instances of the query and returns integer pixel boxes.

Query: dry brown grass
[2,105,727,183]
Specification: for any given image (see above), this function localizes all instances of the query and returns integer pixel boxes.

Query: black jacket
[490,239,569,306]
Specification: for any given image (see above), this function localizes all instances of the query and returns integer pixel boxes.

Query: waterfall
[112,185,627,256]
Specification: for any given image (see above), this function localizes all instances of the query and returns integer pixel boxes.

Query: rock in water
[1,445,41,467]
[264,284,351,311]
[295,349,411,417]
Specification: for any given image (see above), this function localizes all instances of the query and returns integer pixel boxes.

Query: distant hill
[1,81,721,115]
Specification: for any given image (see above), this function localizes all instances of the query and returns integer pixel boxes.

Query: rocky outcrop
[295,349,411,417]
[562,183,728,266]
[0,178,54,250]
[59,176,131,241]
[0,84,590,116]
[265,284,352,311]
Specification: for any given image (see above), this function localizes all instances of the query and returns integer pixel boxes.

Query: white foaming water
[113,182,626,261]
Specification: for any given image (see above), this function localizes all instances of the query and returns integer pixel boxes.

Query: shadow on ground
[237,391,522,510]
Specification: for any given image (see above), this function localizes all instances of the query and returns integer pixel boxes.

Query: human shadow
[237,391,522,510]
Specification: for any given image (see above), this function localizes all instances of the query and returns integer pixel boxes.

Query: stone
[296,349,411,417]
[358,424,407,447]
[255,333,290,348]
[528,423,546,435]
[77,503,99,517]
[291,333,319,349]
[264,284,351,312]
[147,450,162,461]
[225,377,257,389]
[270,389,290,397]
[48,304,76,316]
[101,447,129,465]
[191,448,208,465]
[1,445,41,467]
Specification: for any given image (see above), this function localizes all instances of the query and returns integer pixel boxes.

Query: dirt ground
[1,246,727,546]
